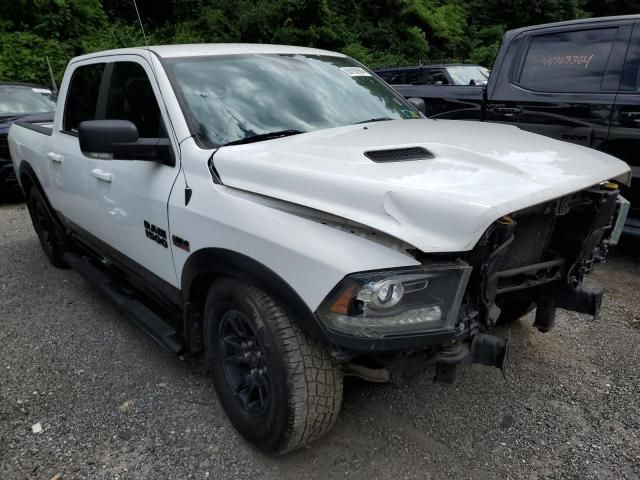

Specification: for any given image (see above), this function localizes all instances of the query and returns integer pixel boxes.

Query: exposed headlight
[316,263,472,338]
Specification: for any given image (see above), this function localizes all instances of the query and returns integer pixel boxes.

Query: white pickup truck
[8,44,631,454]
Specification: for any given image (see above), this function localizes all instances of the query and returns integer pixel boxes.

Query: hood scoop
[364,146,434,163]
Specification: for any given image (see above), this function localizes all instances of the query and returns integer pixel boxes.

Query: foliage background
[0,0,638,85]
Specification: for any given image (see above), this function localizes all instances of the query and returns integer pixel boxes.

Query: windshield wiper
[354,117,393,125]
[223,129,305,146]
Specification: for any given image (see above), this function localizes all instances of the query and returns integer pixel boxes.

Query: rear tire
[26,187,69,268]
[204,278,343,454]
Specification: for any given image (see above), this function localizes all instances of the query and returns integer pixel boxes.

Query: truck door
[47,61,107,231]
[83,57,181,293]
[486,21,632,150]
[607,20,640,231]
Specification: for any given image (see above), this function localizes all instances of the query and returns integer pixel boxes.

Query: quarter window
[106,62,164,138]
[63,63,105,133]
[519,28,617,92]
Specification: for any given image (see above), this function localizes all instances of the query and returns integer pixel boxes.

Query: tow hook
[434,333,509,384]
[470,333,509,372]
[534,285,604,333]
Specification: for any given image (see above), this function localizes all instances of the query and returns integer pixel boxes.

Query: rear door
[486,20,632,150]
[48,61,106,228]
[608,20,640,225]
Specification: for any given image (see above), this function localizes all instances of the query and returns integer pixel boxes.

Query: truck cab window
[63,63,105,133]
[106,62,164,138]
[518,28,617,93]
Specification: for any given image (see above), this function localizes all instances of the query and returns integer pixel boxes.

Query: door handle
[46,152,64,164]
[493,107,523,115]
[91,169,112,183]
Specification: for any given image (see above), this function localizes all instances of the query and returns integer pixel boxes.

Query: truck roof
[506,14,640,38]
[71,43,346,62]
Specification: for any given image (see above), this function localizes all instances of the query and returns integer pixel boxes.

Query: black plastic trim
[364,146,435,162]
[325,327,457,352]
[61,216,183,320]
[181,248,327,341]
[17,161,57,211]
[15,115,53,137]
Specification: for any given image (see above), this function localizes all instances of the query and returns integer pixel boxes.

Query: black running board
[63,252,184,354]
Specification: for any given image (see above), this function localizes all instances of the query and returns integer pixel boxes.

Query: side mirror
[78,119,174,165]
[407,97,427,116]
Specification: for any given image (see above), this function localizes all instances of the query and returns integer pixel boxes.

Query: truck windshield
[0,85,56,117]
[165,54,421,147]
[446,66,489,86]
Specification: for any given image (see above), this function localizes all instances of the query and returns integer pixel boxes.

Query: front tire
[26,187,69,268]
[204,279,343,454]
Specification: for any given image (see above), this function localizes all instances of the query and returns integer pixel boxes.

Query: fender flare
[18,160,38,193]
[18,161,64,226]
[181,248,329,342]
[18,160,46,199]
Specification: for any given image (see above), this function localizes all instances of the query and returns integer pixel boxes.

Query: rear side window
[405,69,423,85]
[63,63,105,133]
[426,69,450,85]
[377,71,393,82]
[380,70,405,84]
[106,61,164,138]
[518,28,617,92]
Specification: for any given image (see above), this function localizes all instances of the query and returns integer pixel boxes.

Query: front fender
[182,247,327,341]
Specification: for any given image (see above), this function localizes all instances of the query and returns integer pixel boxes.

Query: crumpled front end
[213,119,632,253]
[314,181,628,384]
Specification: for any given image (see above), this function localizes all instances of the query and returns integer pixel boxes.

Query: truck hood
[214,119,631,252]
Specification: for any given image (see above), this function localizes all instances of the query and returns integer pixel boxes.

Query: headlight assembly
[316,264,472,338]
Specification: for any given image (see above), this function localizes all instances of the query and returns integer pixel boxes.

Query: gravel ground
[1,200,639,480]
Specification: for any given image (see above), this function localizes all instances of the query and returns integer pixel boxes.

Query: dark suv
[0,83,56,195]
[390,15,640,237]
[375,64,490,86]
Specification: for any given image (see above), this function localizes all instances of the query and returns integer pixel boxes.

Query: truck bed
[8,113,54,193]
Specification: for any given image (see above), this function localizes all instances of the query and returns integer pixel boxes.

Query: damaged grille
[500,214,555,270]
[364,147,434,162]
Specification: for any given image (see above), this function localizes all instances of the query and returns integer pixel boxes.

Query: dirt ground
[1,200,639,480]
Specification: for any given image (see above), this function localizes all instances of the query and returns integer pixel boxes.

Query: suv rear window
[63,63,105,133]
[519,28,617,93]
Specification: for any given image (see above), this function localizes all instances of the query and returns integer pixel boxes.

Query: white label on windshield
[340,67,370,77]
[32,88,52,94]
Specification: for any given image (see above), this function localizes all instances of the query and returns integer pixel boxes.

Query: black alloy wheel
[27,187,68,268]
[219,309,270,416]
[204,279,343,454]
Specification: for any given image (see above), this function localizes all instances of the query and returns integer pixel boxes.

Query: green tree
[0,0,631,84]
